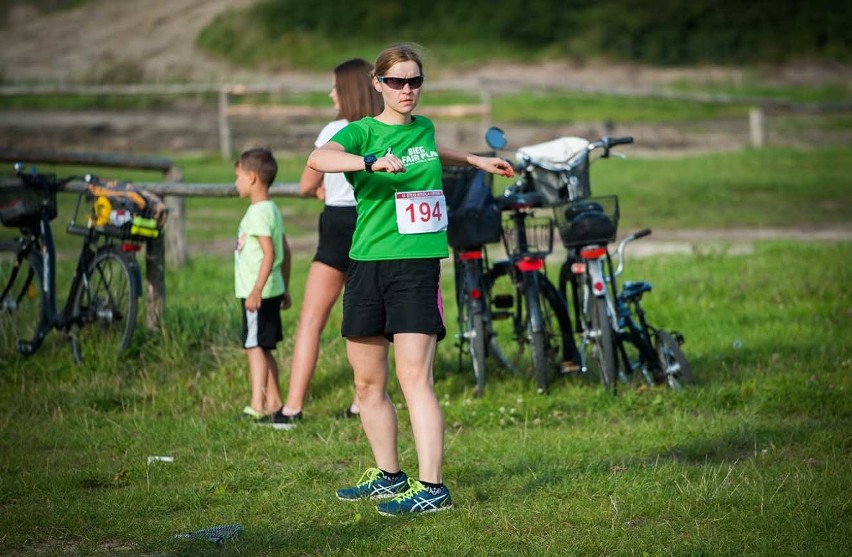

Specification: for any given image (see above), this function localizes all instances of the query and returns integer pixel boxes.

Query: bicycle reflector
[516,257,544,272]
[571,262,586,274]
[579,247,607,260]
[470,288,482,299]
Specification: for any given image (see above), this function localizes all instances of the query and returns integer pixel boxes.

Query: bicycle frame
[2,168,143,360]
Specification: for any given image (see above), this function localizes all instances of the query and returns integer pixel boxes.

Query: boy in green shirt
[233,148,292,425]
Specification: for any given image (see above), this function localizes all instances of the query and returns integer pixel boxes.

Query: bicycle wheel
[488,263,572,393]
[583,293,618,392]
[655,330,694,389]
[526,274,573,393]
[0,241,48,358]
[69,246,140,363]
[462,297,488,396]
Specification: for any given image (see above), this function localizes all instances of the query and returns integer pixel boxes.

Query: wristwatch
[364,154,377,173]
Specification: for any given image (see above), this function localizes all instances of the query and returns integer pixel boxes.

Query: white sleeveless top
[315,119,356,207]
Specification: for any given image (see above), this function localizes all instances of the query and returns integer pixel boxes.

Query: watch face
[364,155,377,164]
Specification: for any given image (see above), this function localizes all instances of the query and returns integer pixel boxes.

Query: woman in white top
[273,58,383,427]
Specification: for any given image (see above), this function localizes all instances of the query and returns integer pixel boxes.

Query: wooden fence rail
[2,157,304,331]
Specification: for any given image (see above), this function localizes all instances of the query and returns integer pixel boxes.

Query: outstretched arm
[437,145,514,177]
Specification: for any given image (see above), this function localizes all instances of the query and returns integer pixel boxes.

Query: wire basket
[554,195,619,248]
[67,189,161,242]
[501,215,554,258]
[0,183,57,228]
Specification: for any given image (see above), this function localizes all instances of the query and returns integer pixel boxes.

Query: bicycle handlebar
[14,164,84,192]
[508,134,634,195]
[613,227,652,277]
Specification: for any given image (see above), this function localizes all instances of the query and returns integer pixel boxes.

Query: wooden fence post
[163,165,187,268]
[219,88,232,160]
[750,106,766,148]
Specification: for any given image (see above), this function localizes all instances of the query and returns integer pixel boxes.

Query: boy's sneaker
[255,410,302,430]
[376,479,453,516]
[239,406,265,420]
[336,468,409,501]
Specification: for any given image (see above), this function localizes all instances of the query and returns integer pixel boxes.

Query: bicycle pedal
[492,294,513,309]
[491,311,511,321]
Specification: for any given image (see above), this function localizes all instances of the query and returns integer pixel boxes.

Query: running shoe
[336,468,409,501]
[376,479,453,516]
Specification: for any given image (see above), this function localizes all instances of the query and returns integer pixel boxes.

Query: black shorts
[342,258,446,342]
[314,205,357,273]
[240,295,284,349]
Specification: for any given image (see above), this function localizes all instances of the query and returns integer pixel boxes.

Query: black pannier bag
[555,196,620,248]
[442,165,502,250]
[0,176,58,228]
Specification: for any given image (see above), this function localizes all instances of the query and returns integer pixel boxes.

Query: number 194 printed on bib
[395,190,448,235]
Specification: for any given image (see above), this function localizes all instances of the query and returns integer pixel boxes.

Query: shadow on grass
[167,515,408,556]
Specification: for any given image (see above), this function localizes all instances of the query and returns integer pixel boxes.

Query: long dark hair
[334,58,383,122]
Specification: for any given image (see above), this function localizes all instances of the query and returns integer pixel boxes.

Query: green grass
[0,238,849,555]
[491,90,751,124]
[5,146,849,259]
[1,145,851,555]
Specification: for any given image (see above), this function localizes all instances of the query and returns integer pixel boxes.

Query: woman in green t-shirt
[307,43,514,516]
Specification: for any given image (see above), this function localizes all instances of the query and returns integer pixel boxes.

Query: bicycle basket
[554,195,619,248]
[0,180,57,228]
[442,163,501,249]
[501,215,554,258]
[517,137,590,206]
[71,179,167,241]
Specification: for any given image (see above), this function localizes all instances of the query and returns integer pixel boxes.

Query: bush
[196,0,851,68]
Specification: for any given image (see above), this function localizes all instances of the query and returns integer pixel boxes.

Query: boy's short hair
[236,147,278,187]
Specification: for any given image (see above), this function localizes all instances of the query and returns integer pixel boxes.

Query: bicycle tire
[527,274,573,393]
[466,305,488,397]
[586,294,618,393]
[488,263,572,393]
[655,330,695,389]
[69,246,140,363]
[0,241,48,357]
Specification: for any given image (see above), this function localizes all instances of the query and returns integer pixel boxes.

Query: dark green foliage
[197,0,851,68]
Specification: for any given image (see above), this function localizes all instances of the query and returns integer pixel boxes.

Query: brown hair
[373,43,424,81]
[236,147,278,187]
[334,58,384,122]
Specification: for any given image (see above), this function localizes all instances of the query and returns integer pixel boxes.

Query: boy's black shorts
[240,295,284,349]
[342,258,446,342]
[314,206,357,273]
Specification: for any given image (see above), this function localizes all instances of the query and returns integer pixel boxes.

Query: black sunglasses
[377,75,424,90]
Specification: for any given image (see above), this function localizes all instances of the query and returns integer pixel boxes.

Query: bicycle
[522,133,693,392]
[0,164,160,363]
[482,128,576,394]
[610,229,694,390]
[556,199,694,391]
[444,162,504,397]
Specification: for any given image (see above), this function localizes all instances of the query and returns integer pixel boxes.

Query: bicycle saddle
[619,281,653,302]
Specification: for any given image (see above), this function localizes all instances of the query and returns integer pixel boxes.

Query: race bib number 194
[395,190,448,235]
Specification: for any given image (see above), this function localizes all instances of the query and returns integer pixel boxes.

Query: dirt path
[193,225,852,260]
[0,0,259,83]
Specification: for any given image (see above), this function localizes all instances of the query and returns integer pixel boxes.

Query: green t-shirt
[234,200,286,298]
[331,115,449,261]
